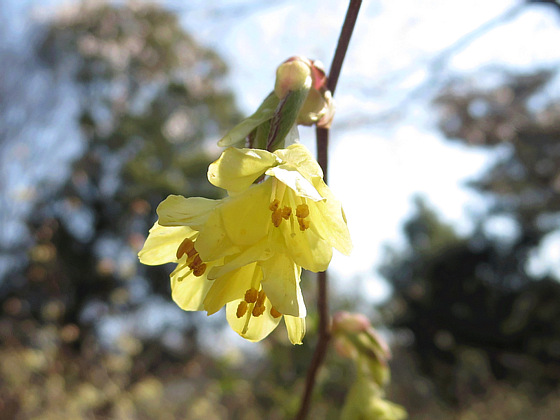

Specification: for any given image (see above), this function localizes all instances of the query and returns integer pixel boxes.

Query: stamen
[252,304,265,317]
[269,199,280,212]
[270,307,282,318]
[176,238,195,260]
[236,301,248,318]
[176,268,193,282]
[191,254,203,268]
[269,180,295,228]
[296,204,309,219]
[295,203,311,231]
[298,218,310,231]
[271,209,283,227]
[244,288,259,303]
[192,263,206,277]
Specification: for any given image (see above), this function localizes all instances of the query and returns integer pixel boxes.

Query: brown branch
[295,2,362,419]
[325,0,363,97]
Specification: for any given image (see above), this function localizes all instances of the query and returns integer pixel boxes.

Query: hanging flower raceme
[139,218,306,344]
[138,143,350,344]
[138,54,350,344]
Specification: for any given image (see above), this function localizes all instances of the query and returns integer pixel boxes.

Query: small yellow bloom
[139,219,306,344]
[206,143,352,272]
[139,143,349,344]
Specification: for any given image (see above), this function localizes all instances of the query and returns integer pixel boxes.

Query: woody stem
[295,1,362,419]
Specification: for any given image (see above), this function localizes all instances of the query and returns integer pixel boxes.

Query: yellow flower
[205,143,352,272]
[139,217,306,344]
[138,143,349,344]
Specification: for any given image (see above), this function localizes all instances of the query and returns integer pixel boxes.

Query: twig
[295,2,362,419]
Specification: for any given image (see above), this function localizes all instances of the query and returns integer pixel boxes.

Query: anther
[244,288,258,303]
[269,199,280,212]
[296,204,309,219]
[192,263,206,277]
[281,206,292,220]
[236,301,248,318]
[271,210,283,227]
[298,218,310,231]
[252,304,265,317]
[176,238,195,260]
[270,307,282,318]
[190,254,203,268]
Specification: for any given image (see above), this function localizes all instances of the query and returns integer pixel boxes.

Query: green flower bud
[274,59,312,99]
[341,375,407,420]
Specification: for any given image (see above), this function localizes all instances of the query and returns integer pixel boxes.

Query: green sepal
[346,333,390,387]
[218,92,279,147]
[267,86,309,151]
[253,118,271,150]
[341,375,408,420]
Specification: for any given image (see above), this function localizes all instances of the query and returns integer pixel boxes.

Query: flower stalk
[295,1,362,419]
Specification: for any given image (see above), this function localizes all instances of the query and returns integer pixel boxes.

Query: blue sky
[174,0,560,301]
[3,0,560,307]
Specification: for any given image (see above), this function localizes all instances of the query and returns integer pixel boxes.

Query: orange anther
[244,288,259,303]
[236,301,248,318]
[176,238,195,260]
[270,307,282,318]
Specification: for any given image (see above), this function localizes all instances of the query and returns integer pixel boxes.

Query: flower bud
[274,59,312,99]
[333,311,370,333]
[332,311,392,386]
[276,56,335,128]
[341,376,408,420]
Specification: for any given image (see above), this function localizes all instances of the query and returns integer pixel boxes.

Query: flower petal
[272,223,333,272]
[309,180,352,255]
[260,254,306,318]
[194,207,240,262]
[138,223,196,265]
[157,195,220,230]
[226,297,281,342]
[196,182,271,263]
[208,147,278,193]
[218,181,270,245]
[274,143,323,179]
[207,238,272,280]
[284,315,306,345]
[203,262,258,315]
[171,262,215,311]
[266,166,323,201]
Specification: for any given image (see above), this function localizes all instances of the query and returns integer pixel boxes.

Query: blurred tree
[1,2,241,353]
[382,69,560,404]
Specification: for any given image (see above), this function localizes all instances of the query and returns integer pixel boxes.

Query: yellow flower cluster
[139,143,350,344]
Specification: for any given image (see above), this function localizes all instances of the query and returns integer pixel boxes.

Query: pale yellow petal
[273,221,333,272]
[207,238,272,280]
[170,262,214,311]
[266,166,323,201]
[203,263,259,315]
[284,315,306,345]
[274,143,323,179]
[219,181,270,246]
[226,298,281,342]
[260,254,306,318]
[309,180,352,255]
[208,147,278,193]
[138,222,196,265]
[157,195,220,230]
[195,207,240,261]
